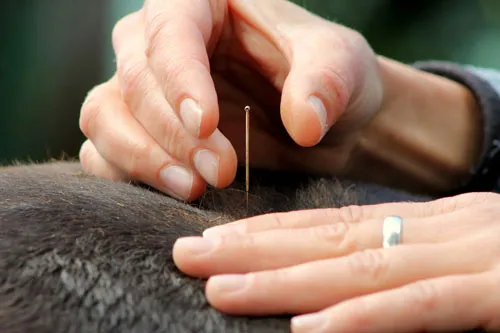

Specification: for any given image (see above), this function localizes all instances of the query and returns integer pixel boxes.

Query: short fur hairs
[0,161,433,333]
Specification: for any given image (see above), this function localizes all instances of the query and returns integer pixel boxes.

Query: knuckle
[112,11,142,52]
[79,143,126,182]
[328,27,369,63]
[344,29,369,53]
[407,280,440,312]
[111,26,122,53]
[78,141,94,172]
[305,26,342,48]
[317,63,350,109]
[338,205,364,223]
[111,17,128,52]
[311,222,356,252]
[79,85,106,137]
[345,250,388,282]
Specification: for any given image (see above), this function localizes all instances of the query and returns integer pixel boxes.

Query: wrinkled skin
[79,0,383,201]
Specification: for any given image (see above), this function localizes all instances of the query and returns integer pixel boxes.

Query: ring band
[382,215,403,248]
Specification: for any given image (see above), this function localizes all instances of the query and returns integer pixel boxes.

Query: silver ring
[382,215,403,248]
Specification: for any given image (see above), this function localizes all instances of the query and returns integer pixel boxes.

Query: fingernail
[160,165,193,200]
[194,149,219,186]
[292,313,329,333]
[209,128,233,151]
[210,274,247,293]
[308,95,328,141]
[180,98,203,137]
[175,236,215,255]
[203,223,245,238]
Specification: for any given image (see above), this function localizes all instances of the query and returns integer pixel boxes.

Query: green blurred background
[1,0,499,164]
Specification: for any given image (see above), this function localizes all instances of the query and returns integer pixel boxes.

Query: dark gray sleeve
[413,61,500,194]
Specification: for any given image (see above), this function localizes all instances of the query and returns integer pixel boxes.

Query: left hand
[79,0,386,200]
[173,192,500,332]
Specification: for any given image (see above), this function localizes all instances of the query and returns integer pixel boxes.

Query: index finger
[143,0,221,138]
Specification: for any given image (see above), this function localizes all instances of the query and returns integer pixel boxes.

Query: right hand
[79,0,384,201]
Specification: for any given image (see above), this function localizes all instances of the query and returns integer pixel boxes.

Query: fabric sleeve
[412,61,500,195]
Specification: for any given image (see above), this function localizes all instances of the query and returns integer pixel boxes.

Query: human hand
[173,192,500,332]
[78,0,384,200]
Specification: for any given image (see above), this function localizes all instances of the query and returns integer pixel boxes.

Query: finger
[112,11,237,188]
[202,200,435,237]
[274,21,379,149]
[202,192,490,237]
[79,78,207,201]
[280,29,355,148]
[205,241,490,315]
[143,0,219,138]
[180,209,500,277]
[227,0,354,148]
[79,139,129,182]
[177,215,423,276]
[291,272,499,333]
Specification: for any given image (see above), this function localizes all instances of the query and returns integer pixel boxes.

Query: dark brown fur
[0,161,432,333]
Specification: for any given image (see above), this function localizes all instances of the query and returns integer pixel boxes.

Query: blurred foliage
[0,1,107,164]
[1,0,499,164]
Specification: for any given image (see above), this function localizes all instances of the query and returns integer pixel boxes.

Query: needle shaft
[244,106,250,212]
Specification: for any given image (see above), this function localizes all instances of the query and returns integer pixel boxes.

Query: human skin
[76,1,494,331]
[79,0,483,201]
[173,192,500,332]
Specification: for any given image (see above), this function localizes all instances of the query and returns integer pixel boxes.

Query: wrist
[345,57,483,194]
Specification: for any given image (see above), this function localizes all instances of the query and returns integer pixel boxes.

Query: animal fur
[0,160,433,332]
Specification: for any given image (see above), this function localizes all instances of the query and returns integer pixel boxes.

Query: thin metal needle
[244,105,250,213]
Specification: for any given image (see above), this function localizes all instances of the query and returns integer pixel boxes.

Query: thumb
[280,27,369,147]
[231,0,377,147]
